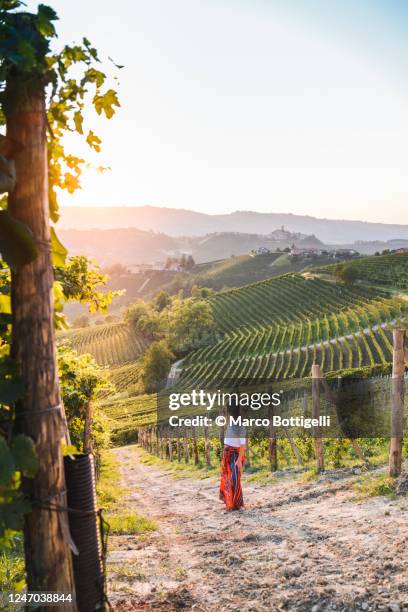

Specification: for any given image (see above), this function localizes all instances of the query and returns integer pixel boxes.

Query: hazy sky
[27,0,408,222]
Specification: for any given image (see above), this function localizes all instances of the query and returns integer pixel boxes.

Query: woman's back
[224,423,246,448]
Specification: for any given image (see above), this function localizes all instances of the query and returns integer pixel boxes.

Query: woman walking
[219,399,246,511]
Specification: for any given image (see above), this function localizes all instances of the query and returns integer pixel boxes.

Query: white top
[224,424,246,448]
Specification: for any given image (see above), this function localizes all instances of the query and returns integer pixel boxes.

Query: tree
[186,254,195,270]
[58,345,111,455]
[191,285,215,298]
[55,255,123,314]
[140,340,174,392]
[102,262,128,276]
[168,298,215,352]
[0,1,120,598]
[334,264,359,285]
[124,300,161,339]
[72,314,90,328]
[153,290,171,312]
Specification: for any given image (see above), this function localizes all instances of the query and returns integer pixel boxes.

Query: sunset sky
[27,0,408,223]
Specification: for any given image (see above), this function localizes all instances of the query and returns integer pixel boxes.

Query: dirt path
[108,446,408,611]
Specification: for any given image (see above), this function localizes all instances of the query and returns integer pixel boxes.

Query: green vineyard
[180,323,398,386]
[101,393,157,444]
[57,322,147,366]
[179,273,408,385]
[207,274,387,333]
[61,270,408,438]
[317,251,408,289]
[192,252,339,291]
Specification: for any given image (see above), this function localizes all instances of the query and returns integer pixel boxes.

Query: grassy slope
[179,272,407,385]
[315,251,408,291]
[57,322,147,367]
[65,254,408,436]
[188,252,338,290]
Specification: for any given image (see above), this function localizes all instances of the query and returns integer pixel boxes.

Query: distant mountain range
[59,206,408,243]
[59,228,324,266]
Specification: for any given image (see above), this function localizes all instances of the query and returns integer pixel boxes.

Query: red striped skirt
[219,445,245,511]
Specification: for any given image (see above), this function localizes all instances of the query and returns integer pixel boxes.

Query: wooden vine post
[192,426,199,465]
[5,15,76,602]
[177,428,181,463]
[183,427,189,463]
[204,424,211,467]
[389,328,405,477]
[168,430,173,461]
[268,404,278,472]
[312,364,324,472]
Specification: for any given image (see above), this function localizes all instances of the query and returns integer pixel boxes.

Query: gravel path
[108,445,408,612]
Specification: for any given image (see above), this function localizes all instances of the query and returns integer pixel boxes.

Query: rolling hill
[316,251,408,290]
[60,205,408,244]
[179,273,407,385]
[57,322,147,367]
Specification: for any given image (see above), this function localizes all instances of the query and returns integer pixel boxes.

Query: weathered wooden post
[219,418,225,455]
[192,426,199,465]
[246,435,251,468]
[204,424,211,467]
[160,428,164,458]
[389,329,405,477]
[312,364,324,472]
[269,405,277,472]
[183,427,189,463]
[168,429,173,461]
[177,428,181,463]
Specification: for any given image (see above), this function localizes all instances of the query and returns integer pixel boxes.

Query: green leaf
[0,294,11,314]
[0,358,24,404]
[108,56,124,69]
[49,186,59,223]
[11,435,39,478]
[0,437,15,485]
[73,111,83,135]
[0,211,38,271]
[86,130,101,152]
[0,496,30,532]
[93,89,120,119]
[0,313,12,325]
[37,4,58,22]
[82,68,106,88]
[51,227,67,267]
[0,378,24,404]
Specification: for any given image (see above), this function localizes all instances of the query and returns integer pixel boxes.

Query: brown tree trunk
[7,92,76,604]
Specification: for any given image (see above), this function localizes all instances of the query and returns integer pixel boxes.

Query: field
[182,252,340,291]
[57,322,147,366]
[316,251,408,290]
[180,273,407,385]
[60,261,408,439]
[102,394,157,444]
